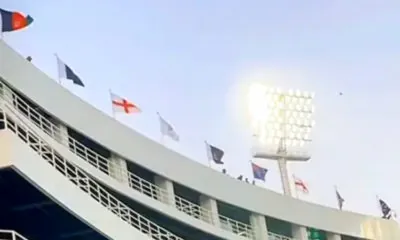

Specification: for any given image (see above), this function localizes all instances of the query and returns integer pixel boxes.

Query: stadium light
[248,83,315,196]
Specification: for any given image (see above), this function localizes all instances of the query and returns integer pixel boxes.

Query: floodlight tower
[248,84,315,196]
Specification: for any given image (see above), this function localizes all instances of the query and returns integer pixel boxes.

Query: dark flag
[56,55,84,87]
[0,8,33,32]
[379,198,395,219]
[205,141,224,164]
[335,187,344,210]
[252,162,268,181]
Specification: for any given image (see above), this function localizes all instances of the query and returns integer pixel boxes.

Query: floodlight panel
[249,85,316,155]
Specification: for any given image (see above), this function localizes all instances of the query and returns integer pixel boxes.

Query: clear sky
[3,0,400,218]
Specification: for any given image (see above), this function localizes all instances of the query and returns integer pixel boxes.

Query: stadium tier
[0,40,399,240]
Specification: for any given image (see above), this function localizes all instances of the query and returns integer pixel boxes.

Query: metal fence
[0,230,29,240]
[1,102,183,240]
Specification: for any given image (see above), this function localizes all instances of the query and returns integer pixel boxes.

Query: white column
[278,158,292,196]
[109,154,129,184]
[199,195,220,227]
[292,225,308,240]
[327,232,341,240]
[154,175,175,206]
[250,213,269,240]
[1,85,13,105]
[55,122,69,146]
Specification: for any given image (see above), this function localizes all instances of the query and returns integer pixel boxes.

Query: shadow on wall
[360,217,387,240]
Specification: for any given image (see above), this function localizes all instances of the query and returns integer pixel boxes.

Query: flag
[205,141,224,164]
[56,56,84,87]
[378,198,395,219]
[157,112,179,141]
[0,8,33,33]
[251,162,268,181]
[293,175,309,194]
[26,56,32,62]
[335,187,344,210]
[110,91,140,114]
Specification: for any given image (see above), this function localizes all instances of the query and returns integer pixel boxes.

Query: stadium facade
[0,40,399,240]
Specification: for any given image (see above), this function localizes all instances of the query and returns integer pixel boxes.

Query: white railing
[0,230,29,240]
[174,196,213,223]
[268,232,295,240]
[219,215,254,239]
[0,83,256,239]
[0,104,183,240]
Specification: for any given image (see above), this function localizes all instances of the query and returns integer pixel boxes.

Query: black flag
[205,141,224,164]
[335,186,345,210]
[379,198,394,219]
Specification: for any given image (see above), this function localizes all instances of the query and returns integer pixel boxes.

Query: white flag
[158,113,179,141]
[110,91,140,114]
[293,175,309,194]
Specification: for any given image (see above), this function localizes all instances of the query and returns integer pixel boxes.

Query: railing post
[154,175,176,206]
[292,224,308,240]
[12,231,16,240]
[109,153,129,184]
[250,213,269,240]
[54,121,69,146]
[199,195,220,227]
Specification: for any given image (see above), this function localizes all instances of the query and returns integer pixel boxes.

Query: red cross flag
[110,91,141,115]
[293,175,309,194]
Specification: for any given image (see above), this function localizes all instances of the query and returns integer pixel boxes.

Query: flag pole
[205,140,212,168]
[334,184,337,204]
[292,174,299,199]
[157,112,164,144]
[376,194,382,217]
[54,53,62,84]
[109,89,116,119]
[334,185,340,210]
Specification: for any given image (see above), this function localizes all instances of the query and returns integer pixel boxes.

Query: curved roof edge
[1,40,399,239]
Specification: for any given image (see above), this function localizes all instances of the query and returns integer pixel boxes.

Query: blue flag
[0,8,33,32]
[252,162,268,181]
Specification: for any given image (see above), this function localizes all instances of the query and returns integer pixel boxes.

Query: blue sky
[3,0,400,218]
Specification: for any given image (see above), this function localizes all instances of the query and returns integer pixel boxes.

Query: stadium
[0,36,400,240]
